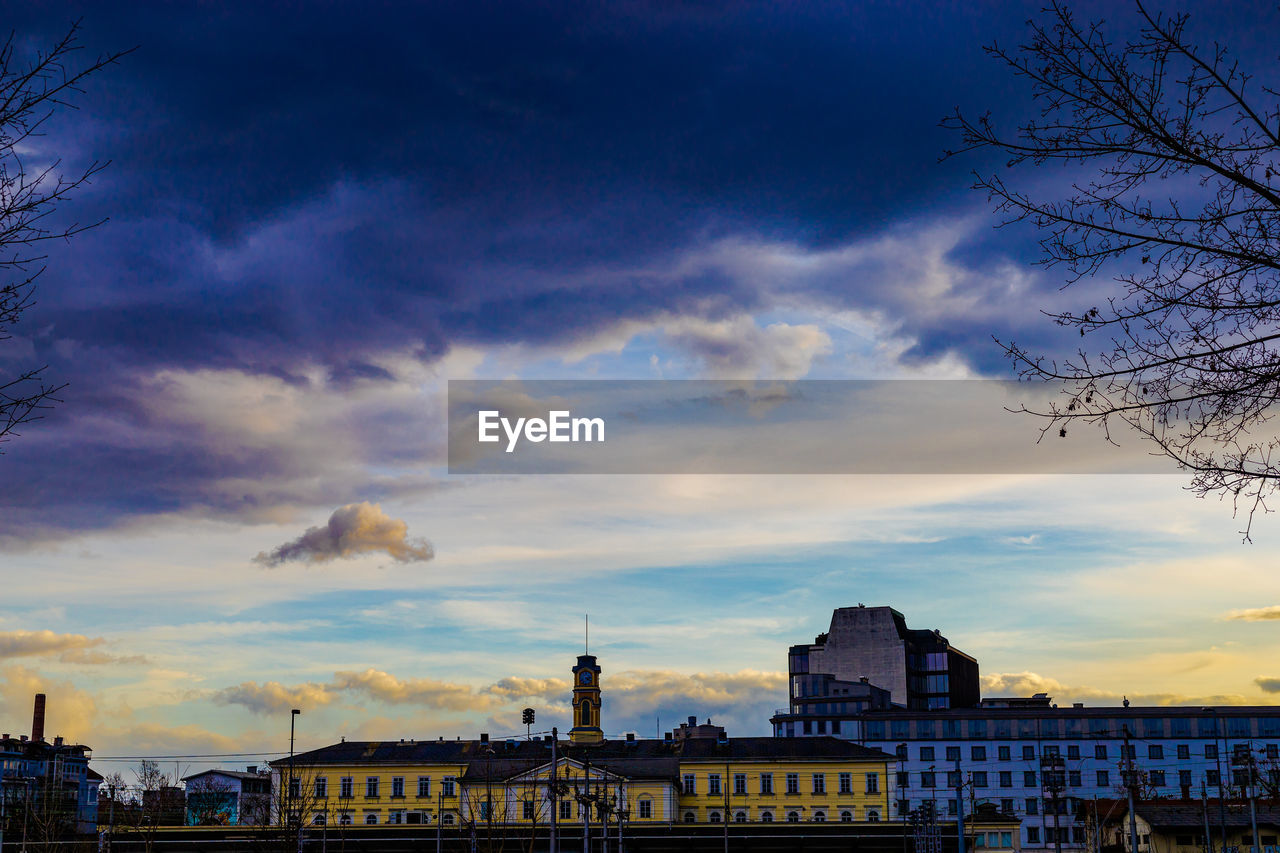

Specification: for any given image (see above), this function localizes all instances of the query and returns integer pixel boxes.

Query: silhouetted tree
[946,1,1280,537]
[0,23,127,447]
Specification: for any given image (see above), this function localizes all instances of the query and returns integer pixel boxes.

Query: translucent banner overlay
[447,380,1171,475]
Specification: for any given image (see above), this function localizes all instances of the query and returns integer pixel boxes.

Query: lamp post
[289,708,301,853]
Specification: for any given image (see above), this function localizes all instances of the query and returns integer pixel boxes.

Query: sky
[4,0,1280,776]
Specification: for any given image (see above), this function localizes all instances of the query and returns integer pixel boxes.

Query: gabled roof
[182,769,268,782]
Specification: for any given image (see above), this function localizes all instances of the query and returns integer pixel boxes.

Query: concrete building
[772,607,1280,852]
[182,767,272,825]
[783,605,980,718]
[0,694,99,838]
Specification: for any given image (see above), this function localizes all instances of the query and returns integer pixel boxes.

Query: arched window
[683,811,696,823]
[813,810,826,822]
[760,811,774,823]
[709,811,721,823]
[365,813,378,825]
[579,703,592,726]
[734,811,748,823]
[339,814,352,826]
[442,813,455,826]
[868,809,881,822]
[787,811,800,823]
[840,810,853,822]
[312,814,326,826]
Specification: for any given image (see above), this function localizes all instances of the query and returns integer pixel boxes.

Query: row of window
[897,766,1275,791]
[299,776,458,800]
[681,808,881,823]
[864,716,1280,741]
[679,771,879,796]
[898,743,1280,762]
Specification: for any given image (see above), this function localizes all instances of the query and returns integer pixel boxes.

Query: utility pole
[1123,727,1139,853]
[723,760,729,853]
[436,788,443,853]
[1247,744,1259,853]
[1208,711,1228,853]
[1201,781,1212,853]
[1043,752,1063,853]
[954,760,966,853]
[550,727,558,853]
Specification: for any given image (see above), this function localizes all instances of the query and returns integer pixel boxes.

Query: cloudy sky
[4,1,1280,773]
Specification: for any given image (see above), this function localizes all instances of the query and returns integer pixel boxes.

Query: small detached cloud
[0,630,101,659]
[1223,605,1280,622]
[254,502,433,567]
[1255,677,1280,693]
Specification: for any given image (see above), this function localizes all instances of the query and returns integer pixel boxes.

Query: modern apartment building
[772,607,1280,851]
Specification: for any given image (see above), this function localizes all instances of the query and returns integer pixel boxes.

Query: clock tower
[569,654,603,744]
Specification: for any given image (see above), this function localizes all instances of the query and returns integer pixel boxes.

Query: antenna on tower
[585,613,589,654]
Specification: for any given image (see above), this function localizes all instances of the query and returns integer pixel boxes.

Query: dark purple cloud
[2,0,1270,536]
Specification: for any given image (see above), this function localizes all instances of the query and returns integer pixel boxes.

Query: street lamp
[289,709,301,852]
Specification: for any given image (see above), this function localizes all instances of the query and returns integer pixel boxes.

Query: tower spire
[585,613,589,654]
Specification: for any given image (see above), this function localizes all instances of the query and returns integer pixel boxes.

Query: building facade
[182,768,272,825]
[772,607,1280,853]
[269,653,894,829]
[0,694,99,837]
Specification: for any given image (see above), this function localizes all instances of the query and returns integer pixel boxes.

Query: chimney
[480,732,489,744]
[32,693,46,742]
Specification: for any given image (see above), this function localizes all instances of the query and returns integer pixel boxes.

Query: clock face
[579,670,593,685]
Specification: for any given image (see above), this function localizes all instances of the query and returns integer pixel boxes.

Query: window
[1028,827,1041,844]
[683,774,696,795]
[1001,799,1014,813]
[339,813,352,825]
[948,771,961,788]
[812,810,826,822]
[1179,770,1192,788]
[786,773,799,794]
[1148,745,1163,760]
[312,814,326,825]
[709,774,722,796]
[734,811,747,823]
[442,777,456,798]
[560,801,572,820]
[812,773,825,794]
[836,772,852,794]
[760,773,773,795]
[1095,744,1107,760]
[1205,744,1218,760]
[841,810,853,822]
[787,811,800,823]
[639,799,653,819]
[442,813,455,826]
[868,809,881,822]
[1000,771,1013,788]
[999,746,1011,761]
[1067,745,1080,760]
[920,747,936,761]
[1177,744,1190,760]
[417,777,430,798]
[1023,771,1036,787]
[973,746,987,761]
[366,777,379,798]
[1268,744,1279,760]
[387,811,403,825]
[391,777,404,798]
[289,777,300,799]
[1068,771,1081,787]
[898,771,910,789]
[1150,770,1166,787]
[1023,746,1035,761]
[364,814,378,825]
[1026,798,1039,815]
[1097,771,1110,787]
[523,800,535,820]
[948,800,958,816]
[921,771,936,788]
[1043,744,1060,757]
[734,773,747,795]
[973,772,988,788]
[896,744,909,760]
[761,811,774,822]
[340,777,353,799]
[315,778,328,799]
[947,746,961,761]
[709,811,722,823]
[866,772,879,794]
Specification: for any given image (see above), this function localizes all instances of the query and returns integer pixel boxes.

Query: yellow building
[272,653,894,828]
